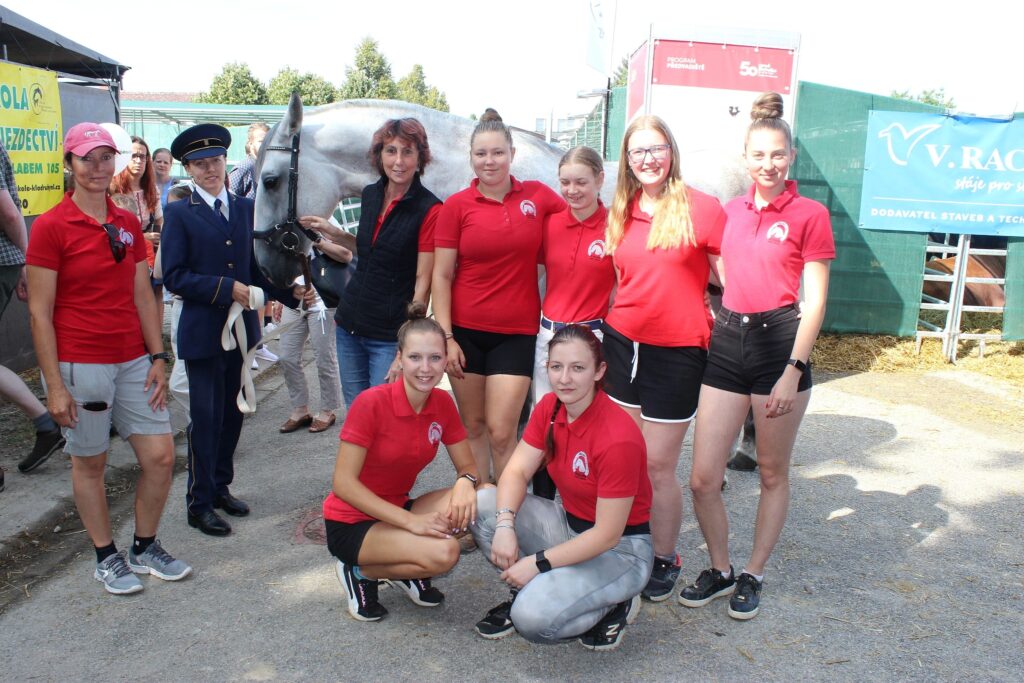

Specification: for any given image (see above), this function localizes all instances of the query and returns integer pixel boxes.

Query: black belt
[540,315,603,333]
[566,510,651,536]
[717,304,798,327]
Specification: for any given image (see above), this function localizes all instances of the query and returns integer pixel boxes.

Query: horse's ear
[283,91,303,137]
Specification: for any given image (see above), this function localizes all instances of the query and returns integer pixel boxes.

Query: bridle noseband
[252,131,321,253]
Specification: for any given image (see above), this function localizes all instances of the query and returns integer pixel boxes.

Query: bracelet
[495,524,515,531]
[495,508,516,518]
[444,332,454,339]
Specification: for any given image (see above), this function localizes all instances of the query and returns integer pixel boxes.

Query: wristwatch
[150,352,172,363]
[535,550,552,573]
[787,358,808,374]
[459,472,478,486]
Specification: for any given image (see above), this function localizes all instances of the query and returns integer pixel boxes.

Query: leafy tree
[396,64,449,112]
[891,87,956,109]
[268,67,337,106]
[611,56,629,88]
[338,38,397,100]
[196,62,268,105]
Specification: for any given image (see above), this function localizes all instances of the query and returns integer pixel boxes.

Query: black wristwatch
[787,358,807,374]
[535,550,552,573]
[150,352,172,364]
[459,472,478,486]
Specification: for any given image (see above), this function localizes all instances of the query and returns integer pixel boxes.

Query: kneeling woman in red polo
[323,303,480,621]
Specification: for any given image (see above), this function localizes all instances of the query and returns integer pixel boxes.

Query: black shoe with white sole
[386,577,444,607]
[679,566,736,607]
[579,596,640,651]
[728,572,762,620]
[475,590,517,639]
[642,553,681,602]
[336,560,388,622]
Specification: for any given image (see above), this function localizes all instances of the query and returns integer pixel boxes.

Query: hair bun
[406,301,428,321]
[750,92,784,121]
[480,108,503,123]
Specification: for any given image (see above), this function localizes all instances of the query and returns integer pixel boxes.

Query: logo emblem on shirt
[520,200,537,218]
[766,221,789,245]
[572,451,590,479]
[117,226,134,247]
[427,422,443,446]
[587,239,606,259]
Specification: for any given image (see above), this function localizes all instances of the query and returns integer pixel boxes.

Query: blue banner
[860,111,1024,237]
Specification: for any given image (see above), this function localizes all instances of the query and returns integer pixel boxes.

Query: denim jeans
[471,487,654,644]
[335,328,397,409]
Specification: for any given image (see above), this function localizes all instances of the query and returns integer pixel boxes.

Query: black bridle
[252,131,321,253]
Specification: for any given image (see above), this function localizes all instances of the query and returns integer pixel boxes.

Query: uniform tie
[213,198,230,228]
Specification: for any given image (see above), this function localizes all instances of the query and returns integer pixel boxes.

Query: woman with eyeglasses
[601,116,726,603]
[25,123,190,596]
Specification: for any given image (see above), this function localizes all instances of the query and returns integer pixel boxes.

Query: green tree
[396,64,449,112]
[196,62,268,105]
[891,87,956,109]
[338,38,397,100]
[611,56,629,88]
[267,67,337,106]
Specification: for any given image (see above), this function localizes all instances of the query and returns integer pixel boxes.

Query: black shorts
[702,305,813,395]
[453,325,535,377]
[324,499,415,566]
[601,323,707,422]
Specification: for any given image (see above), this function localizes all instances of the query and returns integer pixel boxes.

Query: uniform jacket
[161,190,295,359]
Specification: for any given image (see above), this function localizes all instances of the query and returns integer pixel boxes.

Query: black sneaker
[642,553,681,602]
[335,560,388,622]
[579,596,639,651]
[18,429,65,473]
[679,566,736,607]
[728,572,762,620]
[475,590,517,639]
[386,577,445,607]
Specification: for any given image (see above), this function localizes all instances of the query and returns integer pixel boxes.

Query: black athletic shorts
[601,323,707,422]
[324,498,415,566]
[702,305,813,395]
[453,325,536,377]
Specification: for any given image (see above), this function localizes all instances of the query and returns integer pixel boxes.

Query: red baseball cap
[63,122,118,156]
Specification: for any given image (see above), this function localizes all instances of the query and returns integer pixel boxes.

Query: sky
[6,0,1021,128]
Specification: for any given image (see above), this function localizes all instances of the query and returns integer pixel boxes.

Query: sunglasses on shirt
[100,223,127,263]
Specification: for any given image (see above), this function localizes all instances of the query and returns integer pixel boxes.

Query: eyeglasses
[100,223,127,263]
[626,144,671,164]
[131,153,148,160]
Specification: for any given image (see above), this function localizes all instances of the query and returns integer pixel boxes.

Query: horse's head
[253,93,341,288]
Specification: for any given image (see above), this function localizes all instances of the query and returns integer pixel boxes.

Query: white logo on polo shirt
[520,200,537,218]
[117,227,135,246]
[766,221,789,245]
[572,451,590,479]
[587,239,606,259]
[428,422,443,445]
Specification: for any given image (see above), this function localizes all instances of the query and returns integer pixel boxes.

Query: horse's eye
[262,175,278,190]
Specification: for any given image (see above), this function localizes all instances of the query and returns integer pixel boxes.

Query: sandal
[279,415,313,433]
[309,414,337,433]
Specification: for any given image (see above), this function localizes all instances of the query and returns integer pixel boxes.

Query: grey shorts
[56,355,171,456]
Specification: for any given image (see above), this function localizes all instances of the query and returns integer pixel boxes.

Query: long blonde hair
[606,116,694,254]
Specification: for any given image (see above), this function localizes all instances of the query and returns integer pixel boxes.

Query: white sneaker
[95,551,144,595]
[254,346,278,362]
[251,359,260,370]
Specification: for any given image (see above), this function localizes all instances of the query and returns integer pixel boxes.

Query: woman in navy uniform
[161,124,301,536]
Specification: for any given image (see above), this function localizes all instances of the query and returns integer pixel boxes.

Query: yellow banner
[0,62,63,216]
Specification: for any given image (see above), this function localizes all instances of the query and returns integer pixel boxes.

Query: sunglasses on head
[100,223,127,263]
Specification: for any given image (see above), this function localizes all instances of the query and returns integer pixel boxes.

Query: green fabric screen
[793,82,941,336]
[1004,237,1024,340]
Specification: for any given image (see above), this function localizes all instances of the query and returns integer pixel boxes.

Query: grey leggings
[471,487,654,644]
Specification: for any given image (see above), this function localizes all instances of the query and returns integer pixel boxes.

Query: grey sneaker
[95,551,144,595]
[128,540,192,581]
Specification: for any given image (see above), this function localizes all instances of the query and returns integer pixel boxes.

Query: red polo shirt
[26,193,147,364]
[604,188,726,348]
[435,177,565,334]
[722,181,835,313]
[523,390,651,526]
[541,203,615,323]
[372,201,441,252]
[322,380,468,524]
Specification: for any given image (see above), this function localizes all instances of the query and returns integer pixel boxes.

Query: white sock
[742,569,763,582]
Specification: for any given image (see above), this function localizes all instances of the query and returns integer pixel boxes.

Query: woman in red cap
[26,122,190,595]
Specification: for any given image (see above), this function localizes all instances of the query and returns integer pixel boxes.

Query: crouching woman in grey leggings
[470,324,654,650]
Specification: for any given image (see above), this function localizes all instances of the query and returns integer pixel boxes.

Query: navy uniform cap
[171,124,232,162]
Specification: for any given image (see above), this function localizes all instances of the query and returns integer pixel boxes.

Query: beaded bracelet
[495,523,515,531]
[495,508,517,518]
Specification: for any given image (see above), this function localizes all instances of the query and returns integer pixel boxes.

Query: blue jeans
[335,328,396,409]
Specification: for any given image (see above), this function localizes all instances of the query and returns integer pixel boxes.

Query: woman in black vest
[301,118,441,409]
